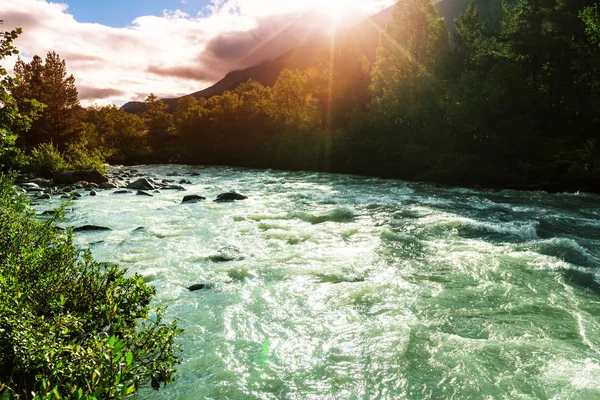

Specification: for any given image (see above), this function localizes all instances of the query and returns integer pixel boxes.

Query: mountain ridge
[123,0,506,114]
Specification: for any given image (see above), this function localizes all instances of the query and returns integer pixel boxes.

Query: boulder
[27,178,53,187]
[179,179,192,185]
[71,192,82,198]
[182,195,206,204]
[113,190,132,195]
[133,227,146,233]
[161,184,186,191]
[73,225,112,232]
[90,190,98,196]
[21,182,40,189]
[99,182,118,189]
[54,170,108,185]
[214,192,248,202]
[188,283,212,292]
[137,190,153,197]
[189,172,200,177]
[210,245,244,262]
[127,178,155,191]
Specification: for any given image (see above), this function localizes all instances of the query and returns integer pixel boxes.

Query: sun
[322,0,351,20]
[320,0,361,31]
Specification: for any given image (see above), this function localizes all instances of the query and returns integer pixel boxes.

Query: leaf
[125,352,133,366]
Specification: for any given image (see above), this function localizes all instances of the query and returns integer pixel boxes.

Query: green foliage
[64,140,106,173]
[0,176,182,398]
[0,21,43,168]
[12,51,80,151]
[18,142,69,177]
[143,94,175,160]
[17,141,106,178]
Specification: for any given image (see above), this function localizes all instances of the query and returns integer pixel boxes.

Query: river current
[37,165,600,399]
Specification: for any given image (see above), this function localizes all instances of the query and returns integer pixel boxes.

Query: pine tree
[12,51,79,150]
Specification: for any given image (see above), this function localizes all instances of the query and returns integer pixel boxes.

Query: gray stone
[90,190,98,196]
[73,225,112,232]
[54,170,108,185]
[100,182,118,189]
[188,283,212,292]
[161,184,186,191]
[182,195,206,204]
[127,178,155,191]
[27,178,53,187]
[210,246,244,262]
[214,192,248,202]
[21,182,40,189]
[113,190,132,195]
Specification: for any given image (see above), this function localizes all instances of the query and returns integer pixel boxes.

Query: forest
[3,0,600,192]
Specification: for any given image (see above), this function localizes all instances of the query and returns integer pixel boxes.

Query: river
[37,165,600,399]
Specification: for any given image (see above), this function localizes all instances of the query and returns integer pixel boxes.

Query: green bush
[20,142,69,178]
[0,176,182,399]
[64,140,106,174]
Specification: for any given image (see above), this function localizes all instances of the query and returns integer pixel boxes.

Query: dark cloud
[146,65,219,81]
[78,86,125,100]
[2,10,41,31]
[146,11,330,82]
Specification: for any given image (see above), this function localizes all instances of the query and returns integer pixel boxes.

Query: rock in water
[179,179,192,185]
[99,182,118,189]
[182,195,206,204]
[127,178,155,191]
[112,190,132,195]
[90,190,98,196]
[137,190,153,197]
[210,246,244,262]
[73,225,112,232]
[214,192,248,202]
[188,284,211,292]
[54,170,109,185]
[161,184,186,191]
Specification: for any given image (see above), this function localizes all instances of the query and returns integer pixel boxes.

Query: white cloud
[0,0,393,106]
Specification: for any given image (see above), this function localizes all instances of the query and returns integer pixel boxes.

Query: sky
[0,0,394,106]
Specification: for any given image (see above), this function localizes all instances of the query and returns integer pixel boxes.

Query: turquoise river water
[37,165,600,399]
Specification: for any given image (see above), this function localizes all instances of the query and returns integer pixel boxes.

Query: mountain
[123,0,506,114]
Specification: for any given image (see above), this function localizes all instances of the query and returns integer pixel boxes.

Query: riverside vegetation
[0,22,182,399]
[1,0,600,397]
[2,0,600,192]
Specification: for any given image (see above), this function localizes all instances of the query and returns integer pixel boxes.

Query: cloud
[0,0,393,106]
[78,86,126,101]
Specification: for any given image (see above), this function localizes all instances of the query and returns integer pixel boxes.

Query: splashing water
[36,165,600,399]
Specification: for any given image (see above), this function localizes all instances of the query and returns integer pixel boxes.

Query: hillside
[123,0,506,113]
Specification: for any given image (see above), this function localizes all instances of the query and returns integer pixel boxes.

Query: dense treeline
[5,0,600,192]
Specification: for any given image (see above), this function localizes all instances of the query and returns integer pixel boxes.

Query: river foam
[32,165,600,399]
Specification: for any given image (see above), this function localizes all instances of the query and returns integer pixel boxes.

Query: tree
[0,21,42,165]
[453,0,488,70]
[371,0,450,95]
[12,51,79,151]
[143,94,175,160]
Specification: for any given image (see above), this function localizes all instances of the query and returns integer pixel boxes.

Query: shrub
[65,140,106,174]
[0,176,182,399]
[20,142,69,178]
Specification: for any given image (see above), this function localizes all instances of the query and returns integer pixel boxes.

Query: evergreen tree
[12,52,79,150]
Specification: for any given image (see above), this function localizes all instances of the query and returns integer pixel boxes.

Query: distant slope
[123,0,506,114]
